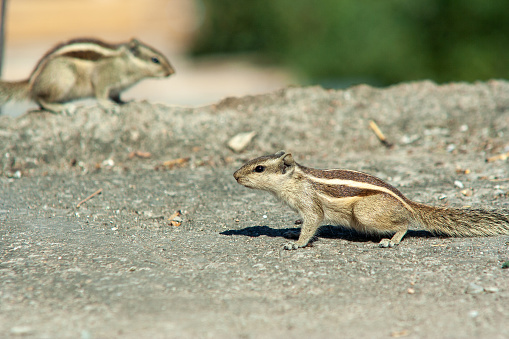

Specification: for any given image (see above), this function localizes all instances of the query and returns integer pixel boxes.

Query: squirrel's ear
[128,39,140,53]
[274,150,286,157]
[282,153,295,168]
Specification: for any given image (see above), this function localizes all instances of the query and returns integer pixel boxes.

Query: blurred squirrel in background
[0,38,175,113]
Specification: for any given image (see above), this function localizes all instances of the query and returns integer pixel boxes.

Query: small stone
[454,180,464,189]
[101,159,115,169]
[142,210,154,218]
[81,330,92,339]
[253,263,266,270]
[494,189,506,197]
[168,210,183,226]
[390,329,410,337]
[468,310,479,318]
[172,216,183,223]
[400,134,420,145]
[7,170,22,179]
[170,217,182,227]
[461,189,473,196]
[484,286,499,293]
[446,144,456,152]
[227,131,257,152]
[466,282,484,294]
[10,326,33,335]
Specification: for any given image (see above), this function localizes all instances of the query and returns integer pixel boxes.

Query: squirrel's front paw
[378,238,396,248]
[98,99,119,113]
[283,242,299,250]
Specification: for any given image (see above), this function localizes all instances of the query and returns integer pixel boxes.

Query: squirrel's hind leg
[378,230,408,248]
[35,99,67,113]
[352,194,412,248]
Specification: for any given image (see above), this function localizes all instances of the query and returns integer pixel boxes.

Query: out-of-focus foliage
[192,0,509,85]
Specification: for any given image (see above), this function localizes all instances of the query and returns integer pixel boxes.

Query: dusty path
[1,81,508,338]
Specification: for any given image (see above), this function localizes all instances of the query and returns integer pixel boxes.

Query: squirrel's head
[233,151,296,192]
[124,38,175,77]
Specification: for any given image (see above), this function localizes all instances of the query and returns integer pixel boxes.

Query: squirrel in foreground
[233,151,509,249]
[0,38,175,113]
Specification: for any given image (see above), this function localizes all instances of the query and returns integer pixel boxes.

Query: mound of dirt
[1,80,508,177]
[1,81,509,338]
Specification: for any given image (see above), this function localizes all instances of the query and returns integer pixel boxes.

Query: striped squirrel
[233,151,509,249]
[0,38,175,113]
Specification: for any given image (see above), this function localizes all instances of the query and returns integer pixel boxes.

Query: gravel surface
[1,81,509,338]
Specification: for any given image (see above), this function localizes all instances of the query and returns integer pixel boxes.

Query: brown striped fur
[0,38,175,113]
[233,151,509,249]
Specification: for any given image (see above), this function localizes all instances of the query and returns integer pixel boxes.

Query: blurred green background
[192,0,509,87]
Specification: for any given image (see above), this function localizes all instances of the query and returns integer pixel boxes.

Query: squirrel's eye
[254,165,265,173]
[151,57,160,64]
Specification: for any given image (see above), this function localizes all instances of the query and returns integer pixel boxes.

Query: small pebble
[461,189,473,197]
[10,326,33,335]
[101,159,115,168]
[493,189,507,197]
[400,134,420,145]
[454,180,464,189]
[81,330,92,339]
[7,170,22,179]
[390,329,409,337]
[143,210,154,218]
[484,286,499,293]
[227,131,257,152]
[169,216,182,227]
[468,310,479,318]
[466,282,484,294]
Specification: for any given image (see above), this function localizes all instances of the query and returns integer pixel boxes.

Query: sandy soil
[1,81,509,338]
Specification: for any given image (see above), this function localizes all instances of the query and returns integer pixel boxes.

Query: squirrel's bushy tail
[0,80,30,104]
[412,202,509,236]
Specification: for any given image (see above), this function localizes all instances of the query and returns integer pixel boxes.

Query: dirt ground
[1,81,509,338]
